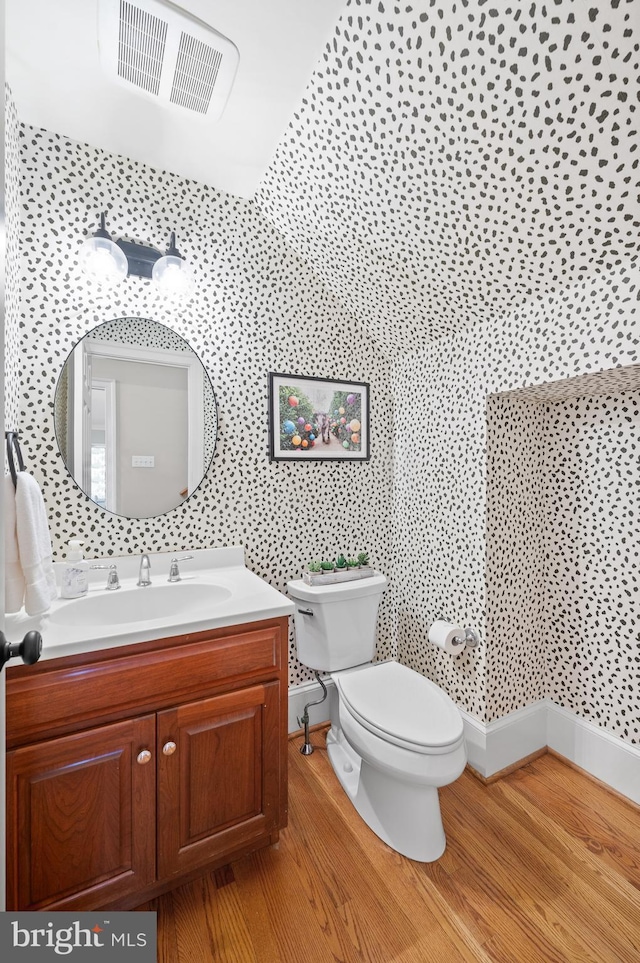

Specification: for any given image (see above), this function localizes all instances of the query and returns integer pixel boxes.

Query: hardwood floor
[138,733,640,962]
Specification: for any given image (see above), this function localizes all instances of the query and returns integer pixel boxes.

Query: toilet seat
[335,661,464,755]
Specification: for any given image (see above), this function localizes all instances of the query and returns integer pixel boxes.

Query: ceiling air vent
[98,0,239,122]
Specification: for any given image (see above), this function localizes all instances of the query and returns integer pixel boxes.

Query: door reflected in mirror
[54,318,217,518]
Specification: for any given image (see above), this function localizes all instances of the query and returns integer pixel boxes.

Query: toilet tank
[287,574,387,671]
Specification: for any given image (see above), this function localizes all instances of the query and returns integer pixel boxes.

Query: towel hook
[5,431,26,488]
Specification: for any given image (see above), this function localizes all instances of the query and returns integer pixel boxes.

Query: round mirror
[54,318,217,518]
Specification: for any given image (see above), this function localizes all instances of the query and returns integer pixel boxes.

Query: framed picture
[268,373,370,462]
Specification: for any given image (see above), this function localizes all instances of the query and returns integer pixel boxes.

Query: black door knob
[0,629,43,671]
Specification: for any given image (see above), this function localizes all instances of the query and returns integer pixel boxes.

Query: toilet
[287,573,466,862]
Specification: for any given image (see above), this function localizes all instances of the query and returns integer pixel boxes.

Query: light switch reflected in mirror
[54,318,217,518]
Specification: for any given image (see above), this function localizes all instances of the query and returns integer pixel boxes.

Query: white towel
[4,473,26,612]
[14,471,57,616]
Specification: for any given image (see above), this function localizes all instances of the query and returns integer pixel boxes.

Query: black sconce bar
[115,239,162,279]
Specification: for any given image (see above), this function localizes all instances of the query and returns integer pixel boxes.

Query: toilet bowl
[288,575,467,862]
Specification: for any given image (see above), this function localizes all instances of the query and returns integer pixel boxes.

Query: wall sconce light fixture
[152,232,195,297]
[79,212,128,283]
[80,213,194,296]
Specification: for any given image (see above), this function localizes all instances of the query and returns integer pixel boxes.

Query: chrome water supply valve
[298,671,328,755]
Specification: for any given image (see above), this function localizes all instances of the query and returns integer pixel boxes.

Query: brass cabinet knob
[136,749,152,765]
[162,741,177,756]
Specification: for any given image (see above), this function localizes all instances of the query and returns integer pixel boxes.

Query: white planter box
[302,567,374,586]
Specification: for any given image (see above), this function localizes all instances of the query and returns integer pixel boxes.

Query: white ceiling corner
[6,0,348,198]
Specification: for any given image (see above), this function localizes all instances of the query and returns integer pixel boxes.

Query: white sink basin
[6,547,295,661]
[50,581,232,628]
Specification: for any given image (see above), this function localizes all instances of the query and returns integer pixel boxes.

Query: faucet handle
[168,555,194,582]
[137,554,152,587]
[90,563,121,591]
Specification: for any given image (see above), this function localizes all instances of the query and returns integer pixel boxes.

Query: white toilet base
[326,725,447,862]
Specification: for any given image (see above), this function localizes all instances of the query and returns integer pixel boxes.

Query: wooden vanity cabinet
[7,716,157,911]
[157,680,281,880]
[5,617,289,911]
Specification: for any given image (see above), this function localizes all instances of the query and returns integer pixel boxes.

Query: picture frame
[268,373,370,462]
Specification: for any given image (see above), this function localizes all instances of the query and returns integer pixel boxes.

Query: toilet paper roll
[428,620,466,656]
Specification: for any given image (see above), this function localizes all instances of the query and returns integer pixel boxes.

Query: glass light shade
[79,235,128,283]
[152,254,194,297]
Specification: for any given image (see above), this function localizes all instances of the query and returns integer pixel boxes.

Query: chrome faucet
[168,555,194,582]
[137,554,151,587]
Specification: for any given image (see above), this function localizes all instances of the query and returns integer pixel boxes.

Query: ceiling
[6,0,347,198]
[7,0,640,356]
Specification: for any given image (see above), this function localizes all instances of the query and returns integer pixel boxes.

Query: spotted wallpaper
[256,0,640,356]
[5,0,640,747]
[486,371,640,744]
[486,392,548,716]
[4,88,21,433]
[9,124,396,686]
[394,279,639,735]
[256,0,640,740]
[544,388,640,743]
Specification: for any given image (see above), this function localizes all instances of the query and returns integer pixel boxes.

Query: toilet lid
[337,662,464,751]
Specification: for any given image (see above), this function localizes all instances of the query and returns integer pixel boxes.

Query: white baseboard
[460,701,548,779]
[546,702,640,805]
[289,683,640,806]
[461,699,640,805]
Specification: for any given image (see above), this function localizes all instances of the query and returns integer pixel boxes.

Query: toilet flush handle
[297,608,314,617]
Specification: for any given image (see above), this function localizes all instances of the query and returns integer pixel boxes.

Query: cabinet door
[157,682,280,879]
[6,715,156,911]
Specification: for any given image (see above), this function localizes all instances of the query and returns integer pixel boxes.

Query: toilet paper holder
[428,619,481,654]
[434,624,480,650]
[456,626,480,649]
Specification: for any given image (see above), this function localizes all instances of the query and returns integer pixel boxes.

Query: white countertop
[4,546,294,661]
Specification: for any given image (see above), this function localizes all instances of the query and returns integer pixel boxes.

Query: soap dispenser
[61,539,89,599]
